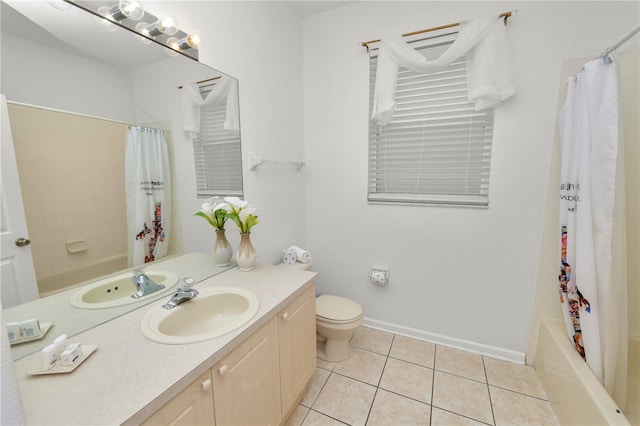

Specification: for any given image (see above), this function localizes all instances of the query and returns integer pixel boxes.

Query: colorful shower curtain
[558,56,619,382]
[125,126,171,266]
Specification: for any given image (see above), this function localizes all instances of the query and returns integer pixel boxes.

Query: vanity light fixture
[69,0,200,61]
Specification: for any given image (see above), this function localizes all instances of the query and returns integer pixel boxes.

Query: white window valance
[371,14,516,126]
[182,75,240,138]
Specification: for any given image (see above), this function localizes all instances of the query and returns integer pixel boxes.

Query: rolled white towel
[288,246,311,264]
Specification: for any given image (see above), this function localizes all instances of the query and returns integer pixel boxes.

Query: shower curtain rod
[597,23,640,58]
[361,10,515,51]
[177,75,221,89]
[7,100,164,131]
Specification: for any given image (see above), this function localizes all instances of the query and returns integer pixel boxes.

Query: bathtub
[534,319,631,425]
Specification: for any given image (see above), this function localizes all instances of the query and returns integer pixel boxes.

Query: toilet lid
[316,295,362,321]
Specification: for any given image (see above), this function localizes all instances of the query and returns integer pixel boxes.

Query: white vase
[213,229,233,266]
[236,233,256,271]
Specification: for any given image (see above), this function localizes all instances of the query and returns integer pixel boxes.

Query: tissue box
[61,343,83,366]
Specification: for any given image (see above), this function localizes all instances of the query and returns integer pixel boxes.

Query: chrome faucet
[130,270,165,299]
[162,277,198,310]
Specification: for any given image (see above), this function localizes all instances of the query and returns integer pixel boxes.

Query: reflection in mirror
[0,0,241,359]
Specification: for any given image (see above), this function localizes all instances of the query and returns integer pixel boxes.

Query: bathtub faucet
[130,270,165,299]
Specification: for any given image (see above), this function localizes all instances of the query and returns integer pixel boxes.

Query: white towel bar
[249,152,304,171]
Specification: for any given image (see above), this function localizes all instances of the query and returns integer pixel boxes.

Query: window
[368,33,494,206]
[193,82,243,198]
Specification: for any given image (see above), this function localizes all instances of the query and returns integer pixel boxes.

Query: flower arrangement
[224,197,259,234]
[195,196,259,234]
[195,197,229,230]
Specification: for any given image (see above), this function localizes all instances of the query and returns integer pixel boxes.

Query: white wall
[146,1,307,262]
[302,1,639,360]
[0,32,135,122]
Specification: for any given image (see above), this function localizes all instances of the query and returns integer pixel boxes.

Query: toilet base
[315,332,352,363]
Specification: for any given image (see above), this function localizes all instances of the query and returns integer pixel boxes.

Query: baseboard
[362,317,526,364]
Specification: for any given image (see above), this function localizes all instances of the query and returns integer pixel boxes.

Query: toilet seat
[316,295,362,323]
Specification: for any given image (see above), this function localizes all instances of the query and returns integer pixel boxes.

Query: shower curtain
[125,126,171,266]
[557,55,627,393]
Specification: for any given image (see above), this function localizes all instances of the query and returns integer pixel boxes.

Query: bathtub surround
[7,104,129,295]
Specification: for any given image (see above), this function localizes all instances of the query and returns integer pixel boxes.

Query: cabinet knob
[201,378,212,391]
[281,312,290,321]
[218,365,229,376]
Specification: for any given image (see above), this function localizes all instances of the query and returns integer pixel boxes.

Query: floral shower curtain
[125,126,171,266]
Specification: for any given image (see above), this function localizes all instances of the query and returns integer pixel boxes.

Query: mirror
[1,0,241,358]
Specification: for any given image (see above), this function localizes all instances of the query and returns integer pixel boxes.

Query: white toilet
[280,260,363,362]
[315,294,363,362]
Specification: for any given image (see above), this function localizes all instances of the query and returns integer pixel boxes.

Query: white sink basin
[140,287,260,344]
[70,271,179,309]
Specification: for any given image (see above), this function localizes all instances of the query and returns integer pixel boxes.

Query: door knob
[15,238,31,247]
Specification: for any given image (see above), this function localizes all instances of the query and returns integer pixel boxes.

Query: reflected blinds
[193,84,243,198]
[368,34,494,206]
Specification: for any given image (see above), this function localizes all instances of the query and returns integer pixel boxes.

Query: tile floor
[286,326,559,426]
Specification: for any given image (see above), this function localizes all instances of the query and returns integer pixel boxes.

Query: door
[0,95,38,308]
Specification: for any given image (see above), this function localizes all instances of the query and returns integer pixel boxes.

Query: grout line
[431,406,495,426]
[430,345,437,425]
[487,383,551,402]
[308,408,350,425]
[482,356,497,426]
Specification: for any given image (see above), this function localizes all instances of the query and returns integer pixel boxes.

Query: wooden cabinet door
[143,370,215,426]
[278,285,316,416]
[212,317,281,426]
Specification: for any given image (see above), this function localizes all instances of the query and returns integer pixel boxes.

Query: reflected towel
[288,246,311,264]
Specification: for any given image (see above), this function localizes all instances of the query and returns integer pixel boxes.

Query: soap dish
[27,344,98,376]
[10,322,53,346]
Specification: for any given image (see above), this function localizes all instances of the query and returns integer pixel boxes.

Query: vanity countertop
[13,263,317,425]
[5,252,235,360]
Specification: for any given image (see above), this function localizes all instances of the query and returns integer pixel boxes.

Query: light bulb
[166,37,180,56]
[176,34,200,50]
[134,22,153,44]
[95,5,119,31]
[144,16,179,37]
[106,0,145,21]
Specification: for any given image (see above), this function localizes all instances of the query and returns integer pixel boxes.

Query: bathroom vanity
[12,263,317,425]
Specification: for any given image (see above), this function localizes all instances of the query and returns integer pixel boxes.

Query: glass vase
[236,232,256,271]
[213,229,233,266]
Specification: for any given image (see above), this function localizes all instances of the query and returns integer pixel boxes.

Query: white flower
[238,208,256,225]
[196,197,229,230]
[224,196,248,214]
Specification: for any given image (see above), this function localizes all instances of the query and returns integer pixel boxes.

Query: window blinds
[368,35,494,206]
[193,85,243,198]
